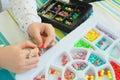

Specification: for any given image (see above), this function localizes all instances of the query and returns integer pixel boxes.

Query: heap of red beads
[110,61,120,80]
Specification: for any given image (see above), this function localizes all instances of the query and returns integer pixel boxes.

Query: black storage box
[37,0,93,33]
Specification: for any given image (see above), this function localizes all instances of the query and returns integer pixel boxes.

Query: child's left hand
[27,22,56,49]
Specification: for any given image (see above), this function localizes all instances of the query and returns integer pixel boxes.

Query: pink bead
[58,77,62,80]
[34,77,38,80]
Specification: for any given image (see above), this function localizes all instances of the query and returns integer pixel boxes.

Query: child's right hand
[27,22,56,49]
[0,40,39,74]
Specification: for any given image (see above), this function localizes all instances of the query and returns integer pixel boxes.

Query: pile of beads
[88,53,106,67]
[44,12,54,18]
[85,29,100,42]
[64,69,75,80]
[110,61,120,80]
[70,12,79,20]
[71,50,87,60]
[64,19,72,25]
[64,6,73,12]
[61,54,70,66]
[74,39,93,49]
[55,16,63,22]
[72,62,88,71]
[58,11,69,17]
[34,74,45,80]
[49,68,61,75]
[96,37,112,50]
[85,73,95,80]
[53,4,62,12]
[48,68,62,80]
[96,26,117,40]
[45,3,55,12]
[98,69,113,80]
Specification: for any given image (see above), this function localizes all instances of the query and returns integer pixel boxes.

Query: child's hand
[0,41,39,74]
[27,22,56,48]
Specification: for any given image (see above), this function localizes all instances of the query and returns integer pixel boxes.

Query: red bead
[98,72,101,76]
[40,44,44,48]
[104,71,108,75]
[100,42,103,45]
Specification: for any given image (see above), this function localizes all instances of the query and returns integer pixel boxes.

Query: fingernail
[40,44,45,49]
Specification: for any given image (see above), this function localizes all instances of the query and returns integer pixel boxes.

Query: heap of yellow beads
[85,74,95,80]
[98,69,112,80]
[85,29,100,42]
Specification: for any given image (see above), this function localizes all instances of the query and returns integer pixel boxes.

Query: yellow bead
[85,75,89,78]
[90,75,94,79]
[100,72,104,76]
[108,74,112,79]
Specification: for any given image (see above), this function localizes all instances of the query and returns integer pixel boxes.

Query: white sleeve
[9,0,41,32]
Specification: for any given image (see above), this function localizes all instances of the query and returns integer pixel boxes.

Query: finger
[23,63,38,72]
[44,36,54,48]
[44,25,55,48]
[33,31,43,47]
[45,24,55,36]
[43,33,55,48]
[46,40,56,49]
[25,56,39,66]
[19,40,37,49]
[22,48,39,59]
[28,49,39,59]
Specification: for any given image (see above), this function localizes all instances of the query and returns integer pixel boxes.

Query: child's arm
[9,0,41,32]
[9,0,56,48]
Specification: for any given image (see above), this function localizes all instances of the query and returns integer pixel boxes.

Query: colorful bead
[34,74,45,80]
[64,69,75,80]
[96,37,112,50]
[98,69,113,80]
[72,62,88,71]
[88,53,106,67]
[85,73,95,80]
[110,61,120,80]
[61,54,69,66]
[74,39,93,49]
[85,29,100,42]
